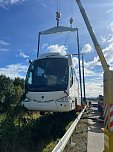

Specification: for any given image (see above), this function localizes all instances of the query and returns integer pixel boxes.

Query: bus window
[70,67,73,87]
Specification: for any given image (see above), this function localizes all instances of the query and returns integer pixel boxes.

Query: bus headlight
[56,96,68,102]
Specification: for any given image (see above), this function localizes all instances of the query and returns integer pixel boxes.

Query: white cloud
[78,62,103,97]
[108,36,113,43]
[85,56,101,68]
[76,64,102,78]
[84,40,113,68]
[41,2,47,8]
[72,57,78,66]
[82,44,93,53]
[73,55,103,97]
[100,34,113,68]
[47,44,67,55]
[0,0,25,8]
[0,40,10,46]
[0,48,9,52]
[71,52,103,97]
[84,68,100,77]
[19,51,29,58]
[0,64,28,79]
[101,35,113,44]
[101,36,107,43]
[108,22,113,32]
[100,41,113,68]
[103,42,113,66]
[72,56,103,97]
[79,39,113,97]
[42,43,48,49]
[79,37,113,97]
[85,81,103,97]
[0,40,10,52]
[101,34,113,43]
[107,9,113,14]
[75,65,103,97]
[38,0,47,8]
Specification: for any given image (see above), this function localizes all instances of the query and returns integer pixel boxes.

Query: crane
[76,0,109,72]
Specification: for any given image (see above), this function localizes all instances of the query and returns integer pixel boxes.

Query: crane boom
[76,0,109,72]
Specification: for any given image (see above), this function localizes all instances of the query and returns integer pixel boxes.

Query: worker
[88,101,92,108]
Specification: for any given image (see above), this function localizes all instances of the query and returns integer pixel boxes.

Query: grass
[0,110,76,152]
[43,141,57,152]
[0,113,6,122]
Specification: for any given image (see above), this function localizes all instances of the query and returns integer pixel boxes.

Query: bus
[21,52,81,114]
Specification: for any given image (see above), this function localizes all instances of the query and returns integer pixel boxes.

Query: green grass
[43,141,57,152]
[0,110,76,152]
[0,113,6,122]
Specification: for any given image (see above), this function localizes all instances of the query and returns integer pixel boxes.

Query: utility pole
[82,53,86,103]
[77,30,83,105]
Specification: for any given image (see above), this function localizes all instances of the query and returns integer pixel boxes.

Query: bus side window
[70,67,73,87]
[27,72,32,84]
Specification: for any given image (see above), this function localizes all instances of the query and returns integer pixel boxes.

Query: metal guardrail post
[52,108,86,152]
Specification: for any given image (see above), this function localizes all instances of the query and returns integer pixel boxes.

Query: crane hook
[56,11,61,27]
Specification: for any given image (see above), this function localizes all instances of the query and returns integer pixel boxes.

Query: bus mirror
[68,54,72,66]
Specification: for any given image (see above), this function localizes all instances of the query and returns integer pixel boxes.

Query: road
[87,105,104,152]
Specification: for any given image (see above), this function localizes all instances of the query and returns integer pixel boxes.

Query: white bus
[21,52,81,114]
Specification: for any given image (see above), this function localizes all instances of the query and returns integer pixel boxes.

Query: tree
[0,75,15,112]
[13,77,25,90]
[13,85,23,105]
[0,75,25,112]
[13,77,25,104]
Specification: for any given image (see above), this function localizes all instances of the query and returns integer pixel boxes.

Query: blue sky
[0,0,113,97]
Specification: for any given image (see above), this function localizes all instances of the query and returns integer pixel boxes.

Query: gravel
[64,111,88,152]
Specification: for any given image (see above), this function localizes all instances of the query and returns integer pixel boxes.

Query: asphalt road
[87,106,104,152]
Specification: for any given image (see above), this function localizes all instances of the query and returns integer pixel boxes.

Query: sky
[0,0,113,97]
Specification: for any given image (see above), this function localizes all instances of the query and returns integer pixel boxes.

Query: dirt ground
[64,111,88,152]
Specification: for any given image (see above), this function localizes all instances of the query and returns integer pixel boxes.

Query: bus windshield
[25,58,69,92]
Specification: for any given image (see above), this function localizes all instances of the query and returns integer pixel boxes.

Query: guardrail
[52,107,86,152]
